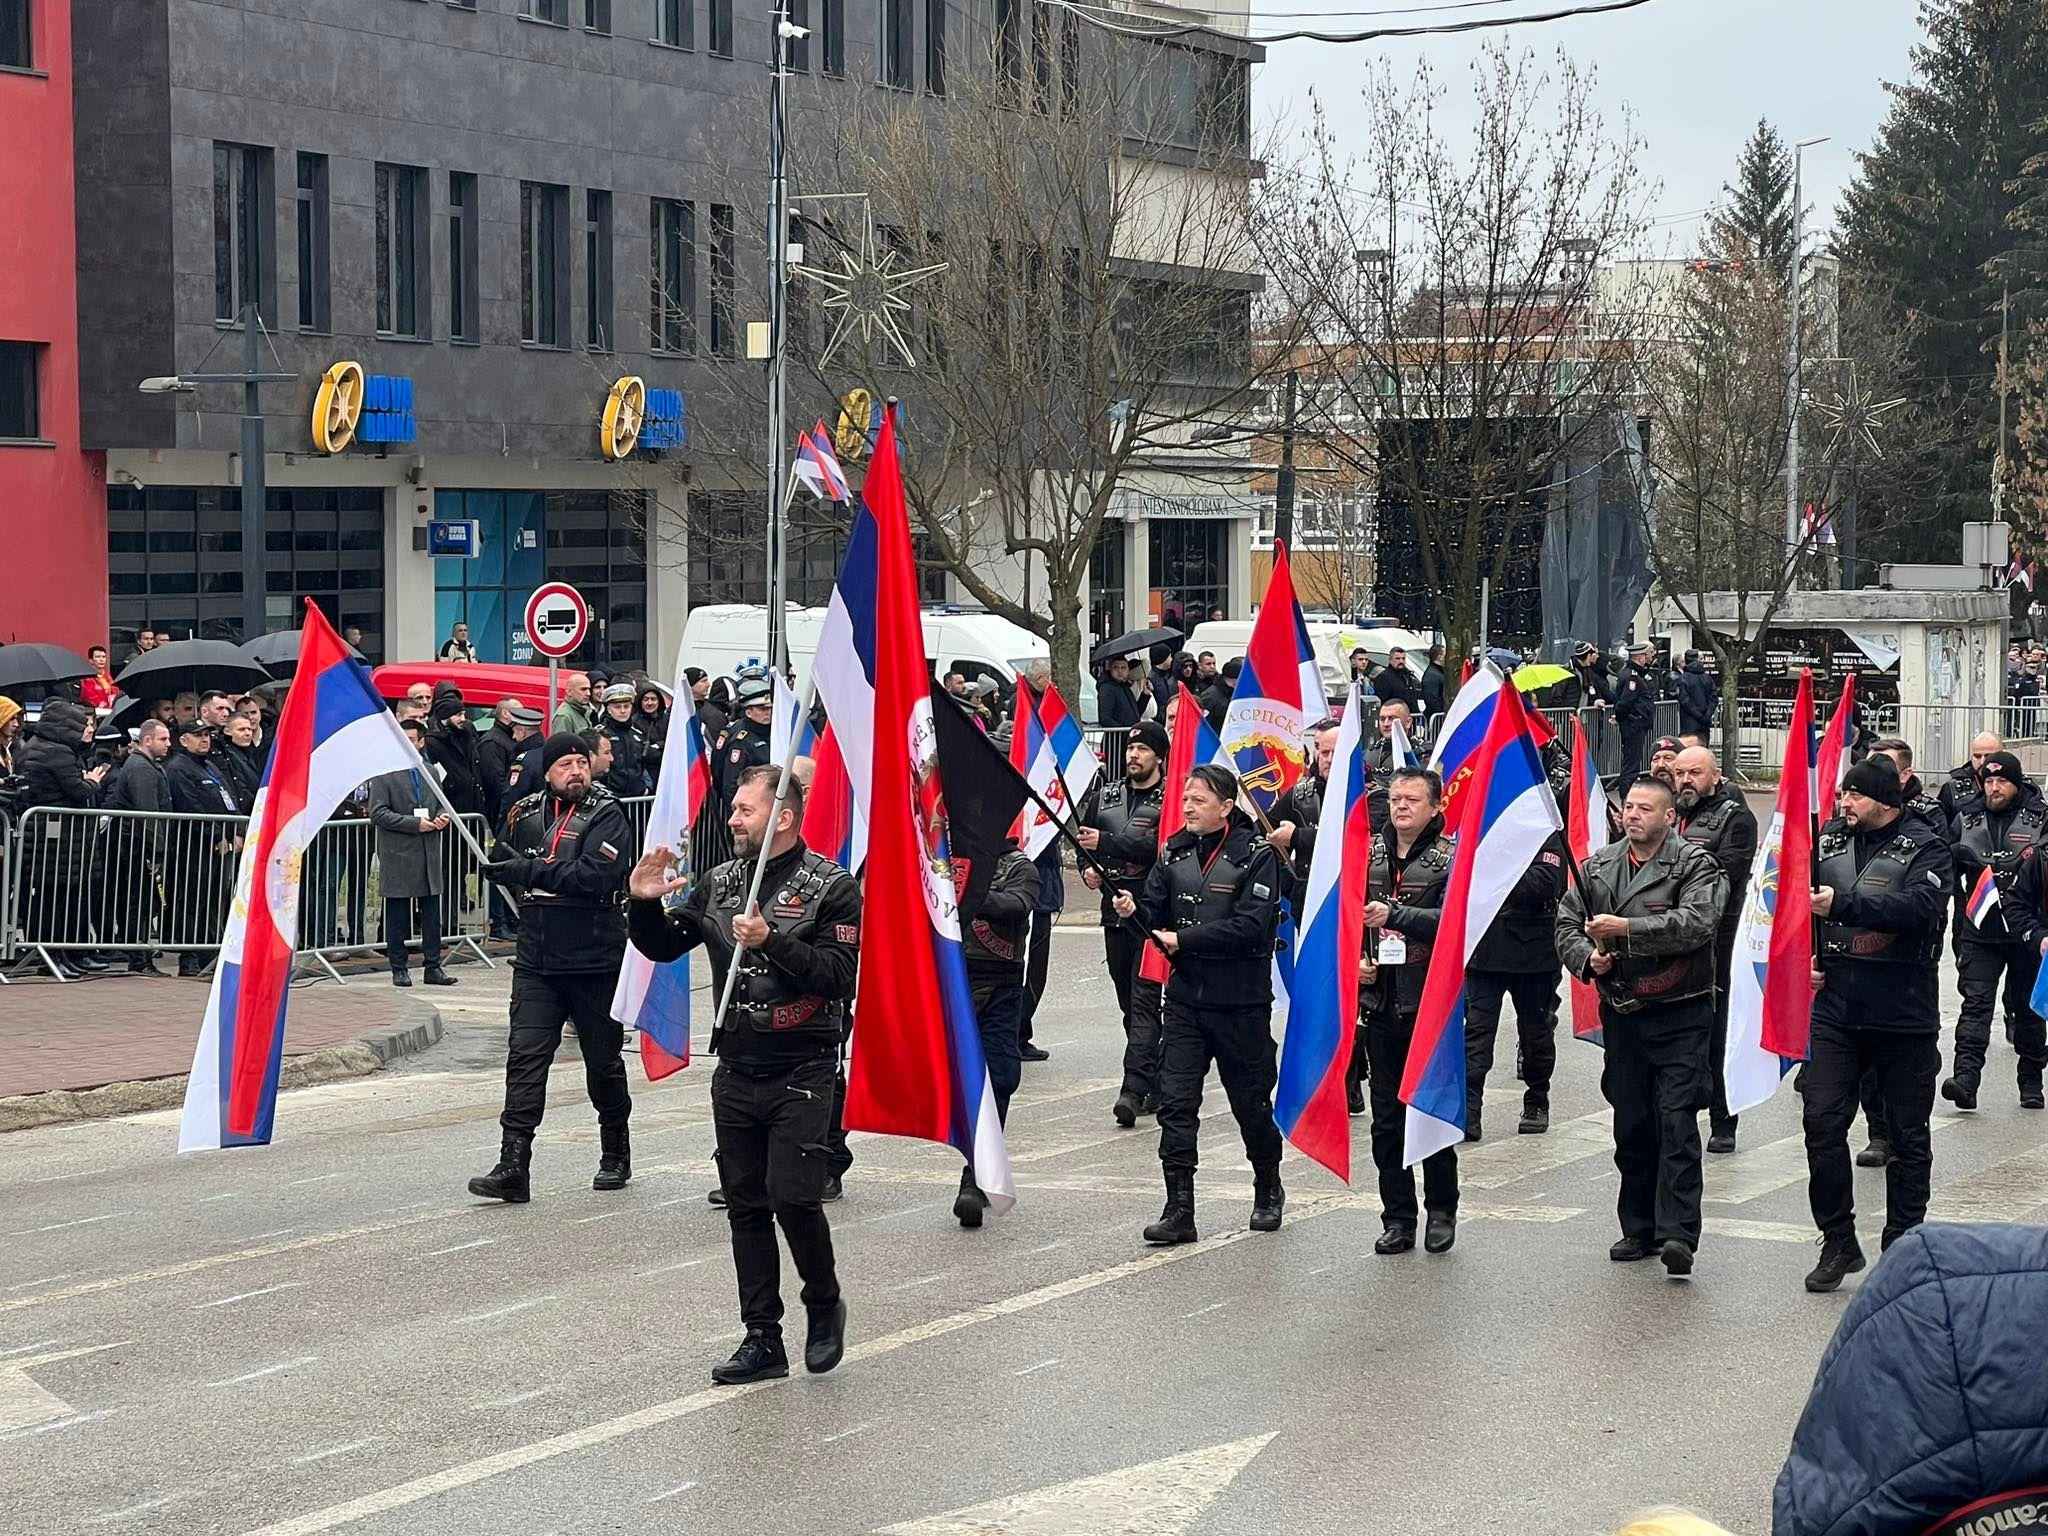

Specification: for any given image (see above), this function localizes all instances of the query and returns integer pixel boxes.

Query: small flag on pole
[1966,866,2001,928]
[794,421,852,503]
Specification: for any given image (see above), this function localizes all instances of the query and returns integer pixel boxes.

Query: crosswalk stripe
[1926,1139,2048,1224]
[1460,1109,1613,1191]
[1705,1117,1965,1206]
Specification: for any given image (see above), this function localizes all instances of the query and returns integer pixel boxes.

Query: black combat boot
[1855,1137,1892,1168]
[468,1133,532,1203]
[2022,1072,2045,1111]
[1804,1232,1867,1293]
[953,1165,987,1228]
[423,965,458,987]
[1517,1093,1550,1135]
[1142,1172,1197,1245]
[1249,1163,1284,1232]
[1942,1070,1981,1110]
[1463,1103,1483,1143]
[1112,1092,1140,1128]
[711,1331,789,1385]
[593,1122,631,1191]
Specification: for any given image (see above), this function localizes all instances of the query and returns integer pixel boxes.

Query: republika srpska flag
[1212,541,1322,816]
[610,662,711,1079]
[1400,679,1561,1166]
[1723,668,1817,1113]
[822,409,1014,1211]
[178,603,420,1152]
[1008,675,1065,859]
[1274,680,1371,1182]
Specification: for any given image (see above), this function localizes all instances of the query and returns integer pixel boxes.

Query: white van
[1185,619,1433,703]
[677,603,1097,719]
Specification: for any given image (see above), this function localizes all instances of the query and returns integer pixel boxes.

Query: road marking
[822,1421,877,1444]
[426,1239,495,1258]
[1706,1118,1964,1206]
[210,1358,319,1388]
[633,1258,709,1279]
[1460,1111,1613,1190]
[1465,1204,1585,1225]
[196,1192,243,1205]
[7,1213,127,1237]
[293,1439,380,1467]
[92,1493,186,1524]
[874,1432,1277,1535]
[890,1273,948,1292]
[474,1387,560,1411]
[251,1229,298,1241]
[1708,1218,1820,1246]
[455,1296,556,1326]
[240,1194,1359,1536]
[646,1482,699,1504]
[1926,1140,2048,1224]
[287,1174,346,1188]
[1013,1358,1062,1377]
[573,1212,620,1226]
[1020,1241,1067,1257]
[0,1406,122,1441]
[196,1281,308,1310]
[0,1208,468,1315]
[1181,1301,1228,1319]
[4,1275,74,1292]
[0,1341,127,1433]
[0,1338,61,1359]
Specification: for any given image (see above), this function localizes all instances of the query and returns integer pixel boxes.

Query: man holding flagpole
[624,765,860,1383]
[1943,751,2047,1111]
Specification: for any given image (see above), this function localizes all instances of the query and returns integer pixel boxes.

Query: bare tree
[1254,44,1655,662]
[688,17,1286,699]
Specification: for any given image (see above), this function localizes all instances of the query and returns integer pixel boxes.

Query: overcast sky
[1253,0,1926,252]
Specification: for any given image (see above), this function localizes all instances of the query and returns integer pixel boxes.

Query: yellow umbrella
[1512,663,1573,693]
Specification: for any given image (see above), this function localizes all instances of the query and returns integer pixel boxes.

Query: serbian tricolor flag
[1275,680,1370,1182]
[1036,680,1101,806]
[1813,674,1856,815]
[1427,657,1507,835]
[1213,541,1322,817]
[810,481,880,874]
[1966,866,2001,928]
[794,421,852,503]
[178,604,419,1152]
[802,722,858,871]
[1401,679,1561,1165]
[1139,683,1221,987]
[829,409,1013,1210]
[611,666,712,1080]
[1723,669,1818,1112]
[1008,677,1065,858]
[1565,715,1609,1045]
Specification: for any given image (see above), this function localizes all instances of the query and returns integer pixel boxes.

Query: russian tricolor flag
[179,604,421,1152]
[1275,680,1371,1182]
[824,409,1014,1211]
[1966,865,2001,928]
[612,669,712,1080]
[1213,541,1322,816]
[1401,679,1561,1165]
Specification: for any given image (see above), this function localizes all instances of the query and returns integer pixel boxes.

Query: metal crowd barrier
[613,794,733,876]
[4,805,495,985]
[0,809,15,976]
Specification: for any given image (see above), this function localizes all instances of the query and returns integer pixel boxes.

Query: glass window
[821,0,843,73]
[0,0,29,70]
[994,0,1020,100]
[520,181,570,346]
[1120,43,1247,155]
[212,142,275,324]
[375,162,430,338]
[657,0,691,47]
[294,152,330,332]
[436,488,646,668]
[1148,519,1226,632]
[449,172,479,343]
[524,0,568,22]
[584,0,611,32]
[585,189,614,350]
[708,0,731,57]
[0,341,38,438]
[786,0,807,70]
[924,0,943,93]
[709,202,735,358]
[650,198,695,355]
[1089,522,1126,644]
[879,0,910,87]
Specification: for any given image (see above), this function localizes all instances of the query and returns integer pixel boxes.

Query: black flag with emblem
[929,682,1036,922]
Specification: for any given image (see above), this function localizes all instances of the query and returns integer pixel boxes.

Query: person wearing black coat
[165,721,244,976]
[18,701,110,974]
[1672,651,1718,740]
[101,719,173,972]
[597,683,649,797]
[1372,648,1425,716]
[1943,750,2047,1111]
[1612,641,1660,783]
[217,716,265,813]
[632,683,670,789]
[474,700,520,832]
[1672,748,1759,1154]
[1420,645,1446,720]
[1095,657,1144,728]
[1200,657,1239,734]
[1462,833,1567,1141]
[423,683,484,818]
[951,844,1040,1225]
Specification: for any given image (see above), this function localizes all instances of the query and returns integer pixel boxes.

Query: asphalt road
[1,929,2040,1536]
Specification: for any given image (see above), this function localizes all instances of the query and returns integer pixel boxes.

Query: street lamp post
[1274,368,1298,549]
[138,302,295,641]
[1786,136,1830,556]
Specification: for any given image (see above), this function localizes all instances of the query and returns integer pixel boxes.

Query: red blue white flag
[1813,673,1856,815]
[1427,656,1507,836]
[1565,715,1609,1045]
[1008,676,1065,859]
[794,421,852,503]
[1274,680,1371,1182]
[1401,679,1561,1165]
[802,722,858,872]
[178,603,420,1152]
[1724,669,1818,1111]
[1213,541,1322,816]
[1035,680,1101,804]
[832,410,1014,1210]
[612,663,712,1080]
[1967,865,2001,928]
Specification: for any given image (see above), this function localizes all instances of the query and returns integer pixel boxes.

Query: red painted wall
[0,0,105,650]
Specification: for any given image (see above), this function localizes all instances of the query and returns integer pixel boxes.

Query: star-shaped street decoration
[1815,359,1908,464]
[792,206,948,370]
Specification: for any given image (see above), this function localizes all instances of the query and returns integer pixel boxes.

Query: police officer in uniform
[470,734,637,1201]
[1462,830,1566,1140]
[625,764,859,1382]
[1613,641,1660,784]
[1078,720,1169,1127]
[953,840,1038,1227]
[1944,750,2047,1110]
[1556,775,1725,1277]
[714,672,776,806]
[1360,767,1458,1255]
[1114,763,1285,1245]
[1671,746,1758,1153]
[1802,757,1952,1292]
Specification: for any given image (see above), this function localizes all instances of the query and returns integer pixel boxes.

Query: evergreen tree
[1835,0,2048,564]
[1711,119,1794,278]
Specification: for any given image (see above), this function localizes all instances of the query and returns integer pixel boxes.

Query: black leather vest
[704,849,848,1040]
[1094,779,1165,877]
[1815,824,1942,964]
[966,852,1033,969]
[504,785,620,886]
[1362,829,1453,1013]
[1677,791,1740,857]
[1956,801,2045,895]
[1158,829,1265,934]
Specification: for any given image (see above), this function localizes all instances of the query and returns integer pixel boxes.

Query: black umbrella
[239,628,363,678]
[102,693,159,732]
[1090,627,1184,666]
[113,639,269,701]
[0,643,94,693]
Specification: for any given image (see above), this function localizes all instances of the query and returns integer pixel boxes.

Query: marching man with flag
[1802,757,1953,1292]
[624,765,861,1383]
[1942,749,2048,1111]
[1555,775,1726,1278]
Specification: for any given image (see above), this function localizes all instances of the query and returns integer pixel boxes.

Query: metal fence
[3,805,494,984]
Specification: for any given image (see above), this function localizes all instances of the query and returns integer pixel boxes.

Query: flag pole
[400,732,510,905]
[708,667,821,1046]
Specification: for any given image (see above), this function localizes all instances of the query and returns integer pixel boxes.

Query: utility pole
[1274,367,1298,549]
[1786,136,1830,556]
[765,0,794,673]
[1995,254,2012,521]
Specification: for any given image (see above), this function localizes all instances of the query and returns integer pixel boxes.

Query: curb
[0,1000,446,1135]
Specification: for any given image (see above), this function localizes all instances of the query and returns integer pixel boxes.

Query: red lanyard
[544,798,576,859]
[1198,833,1229,882]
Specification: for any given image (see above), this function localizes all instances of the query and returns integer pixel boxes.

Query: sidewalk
[0,972,444,1122]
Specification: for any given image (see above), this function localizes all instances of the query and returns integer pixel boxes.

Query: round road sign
[523,582,590,660]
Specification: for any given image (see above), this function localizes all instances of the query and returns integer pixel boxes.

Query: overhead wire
[1042,0,1659,48]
